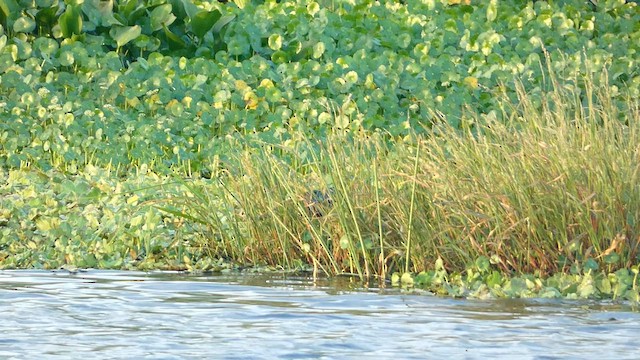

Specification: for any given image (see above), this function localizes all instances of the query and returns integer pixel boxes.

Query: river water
[1,270,638,359]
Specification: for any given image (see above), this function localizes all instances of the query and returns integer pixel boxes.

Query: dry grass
[167,71,640,279]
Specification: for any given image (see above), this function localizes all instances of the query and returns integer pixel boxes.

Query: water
[1,270,638,359]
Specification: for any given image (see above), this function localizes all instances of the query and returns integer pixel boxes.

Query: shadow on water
[1,270,639,359]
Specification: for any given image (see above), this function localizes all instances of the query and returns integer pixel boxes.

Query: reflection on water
[1,270,639,359]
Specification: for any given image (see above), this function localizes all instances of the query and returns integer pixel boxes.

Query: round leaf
[475,256,490,272]
[150,4,176,32]
[312,42,325,58]
[58,50,74,66]
[34,37,59,57]
[268,34,282,51]
[110,25,142,48]
[339,235,349,249]
[13,16,36,33]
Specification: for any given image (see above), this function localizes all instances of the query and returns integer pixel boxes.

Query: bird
[305,188,335,218]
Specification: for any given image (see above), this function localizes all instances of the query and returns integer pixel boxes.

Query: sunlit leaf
[400,272,414,286]
[463,76,478,89]
[59,4,83,38]
[150,4,176,32]
[577,273,596,298]
[312,42,325,58]
[271,50,288,63]
[13,15,35,33]
[339,235,349,249]
[236,0,249,8]
[307,1,319,16]
[0,0,19,24]
[268,33,282,51]
[110,25,141,48]
[486,0,498,22]
[391,272,400,286]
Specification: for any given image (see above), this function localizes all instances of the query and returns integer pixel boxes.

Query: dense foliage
[0,0,639,171]
[1,0,640,300]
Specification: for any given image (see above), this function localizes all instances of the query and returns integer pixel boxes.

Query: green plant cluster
[0,0,639,172]
[395,257,640,301]
[2,77,640,300]
[0,166,223,270]
[0,0,237,57]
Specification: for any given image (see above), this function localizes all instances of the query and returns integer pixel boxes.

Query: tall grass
[165,72,640,279]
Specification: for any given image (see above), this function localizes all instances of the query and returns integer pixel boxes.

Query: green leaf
[59,4,83,38]
[307,1,319,16]
[232,0,246,9]
[82,253,98,268]
[339,235,349,249]
[538,287,561,298]
[118,0,143,22]
[504,277,527,297]
[163,25,186,50]
[486,0,497,22]
[596,274,612,295]
[604,252,620,264]
[485,271,503,288]
[165,0,188,21]
[475,256,490,272]
[133,34,161,52]
[58,50,74,66]
[109,25,141,48]
[0,0,19,24]
[391,272,400,286]
[400,272,414,286]
[150,4,176,32]
[13,16,35,33]
[268,34,282,51]
[35,5,59,32]
[414,271,432,287]
[583,258,599,272]
[36,0,56,6]
[312,42,325,58]
[13,37,32,59]
[191,10,221,38]
[227,35,249,56]
[171,0,198,19]
[577,273,596,298]
[212,14,235,33]
[271,50,288,64]
[83,0,123,27]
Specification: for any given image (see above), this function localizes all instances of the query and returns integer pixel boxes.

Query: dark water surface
[1,270,638,359]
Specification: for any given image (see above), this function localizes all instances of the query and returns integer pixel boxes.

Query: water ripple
[1,270,638,359]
